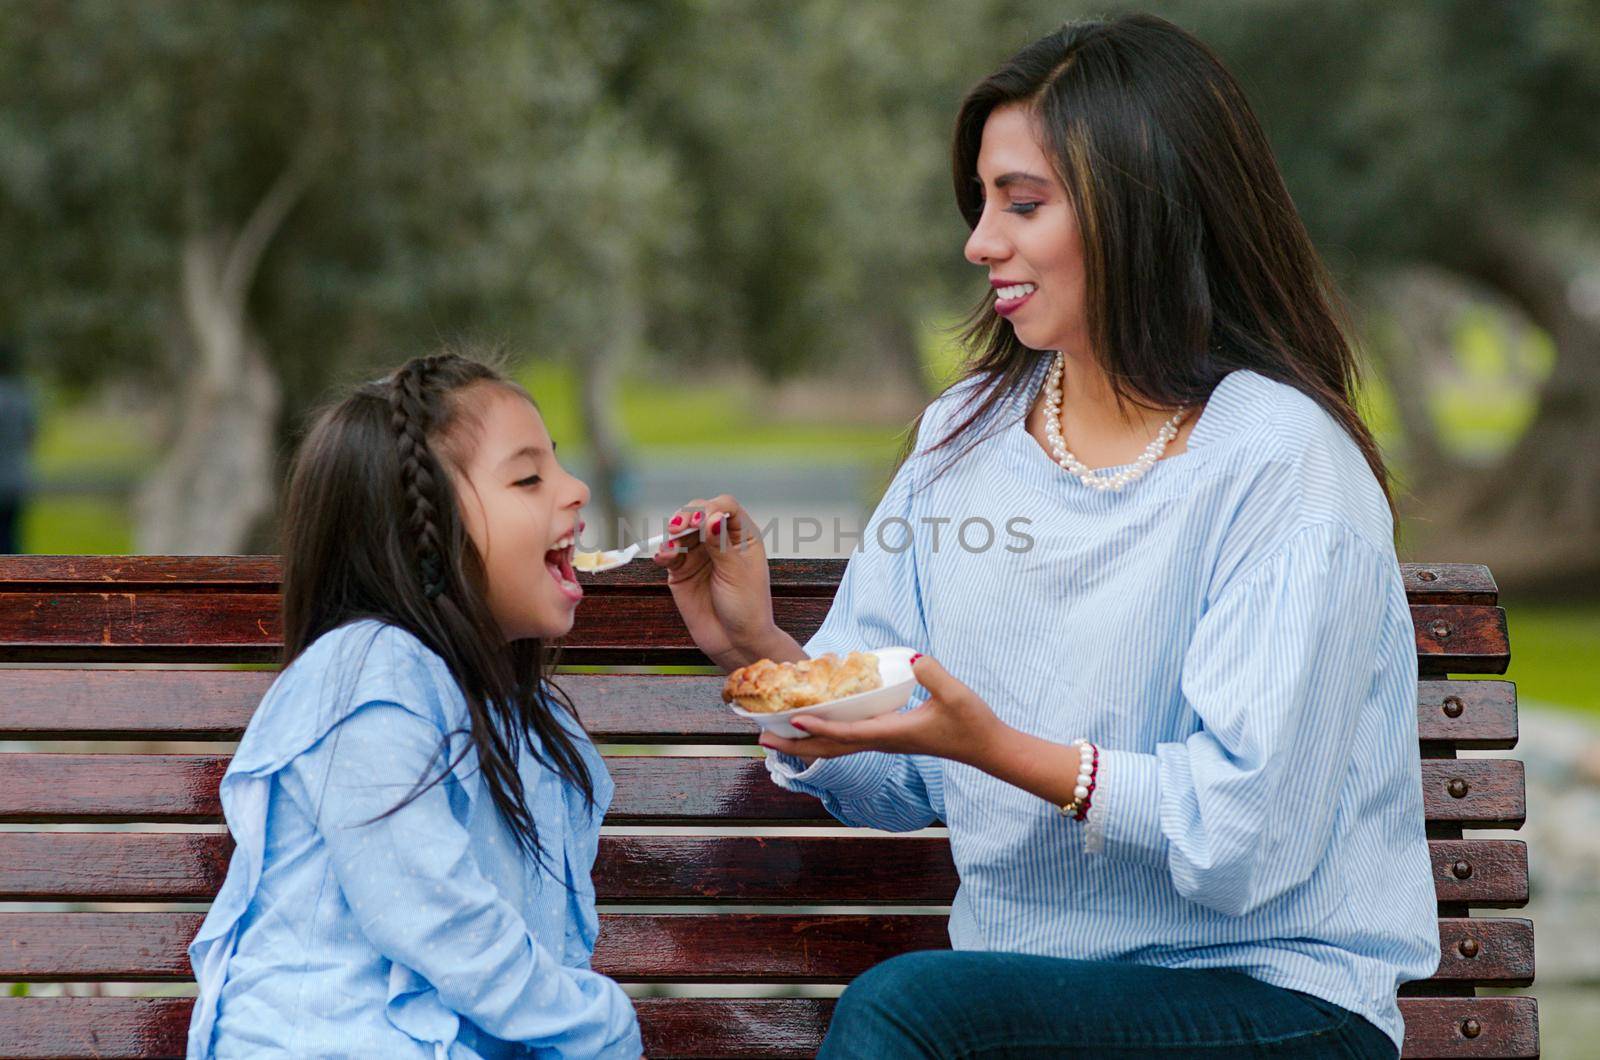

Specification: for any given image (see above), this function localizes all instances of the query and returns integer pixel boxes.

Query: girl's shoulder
[233,620,468,775]
[302,618,463,723]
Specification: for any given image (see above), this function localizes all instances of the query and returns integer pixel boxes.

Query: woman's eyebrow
[994,171,1050,189]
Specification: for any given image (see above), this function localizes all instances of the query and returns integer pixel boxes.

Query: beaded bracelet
[1057,738,1099,821]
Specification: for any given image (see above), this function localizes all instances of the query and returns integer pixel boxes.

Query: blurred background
[1,0,1597,1049]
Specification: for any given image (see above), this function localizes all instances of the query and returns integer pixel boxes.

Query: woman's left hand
[758,655,1007,766]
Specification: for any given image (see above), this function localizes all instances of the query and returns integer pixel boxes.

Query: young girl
[656,14,1434,1059]
[186,354,642,1058]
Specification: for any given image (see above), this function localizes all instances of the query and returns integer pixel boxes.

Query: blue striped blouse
[767,354,1440,1051]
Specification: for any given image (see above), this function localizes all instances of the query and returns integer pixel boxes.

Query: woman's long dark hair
[922,12,1396,529]
[278,350,593,863]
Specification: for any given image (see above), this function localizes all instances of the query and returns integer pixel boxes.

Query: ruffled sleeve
[1085,522,1399,918]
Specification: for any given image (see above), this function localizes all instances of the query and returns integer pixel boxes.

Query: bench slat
[0,556,1500,599]
[0,592,834,665]
[0,754,1526,828]
[0,912,952,983]
[0,593,1508,670]
[1415,680,1518,750]
[0,671,1519,747]
[0,832,1528,907]
[1400,564,1499,605]
[0,912,1535,988]
[0,995,1540,1059]
[1410,605,1508,674]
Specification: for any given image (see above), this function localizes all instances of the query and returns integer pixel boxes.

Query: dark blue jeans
[818,951,1398,1059]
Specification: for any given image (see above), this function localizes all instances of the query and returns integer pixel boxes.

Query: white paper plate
[728,647,919,739]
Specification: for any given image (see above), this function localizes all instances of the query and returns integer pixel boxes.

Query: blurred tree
[0,0,690,550]
[623,2,977,395]
[3,0,1598,585]
[1140,0,1600,589]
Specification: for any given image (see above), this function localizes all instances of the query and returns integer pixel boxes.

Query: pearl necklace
[1042,352,1189,492]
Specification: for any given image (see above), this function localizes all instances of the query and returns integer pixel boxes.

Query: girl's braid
[389,356,454,599]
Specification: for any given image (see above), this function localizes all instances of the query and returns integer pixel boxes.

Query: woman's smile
[992,278,1037,316]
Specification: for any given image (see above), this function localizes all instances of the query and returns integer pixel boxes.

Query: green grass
[20,393,150,555]
[22,496,133,554]
[31,391,161,478]
[516,362,906,463]
[1499,604,1600,717]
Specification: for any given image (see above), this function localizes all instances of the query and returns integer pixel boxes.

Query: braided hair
[279,349,595,866]
[388,356,455,599]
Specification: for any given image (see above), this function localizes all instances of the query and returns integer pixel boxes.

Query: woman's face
[450,385,590,642]
[964,104,1088,356]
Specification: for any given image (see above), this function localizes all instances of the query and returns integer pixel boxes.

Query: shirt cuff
[764,748,887,803]
[1082,746,1167,868]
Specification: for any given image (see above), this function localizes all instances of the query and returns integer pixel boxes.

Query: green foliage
[5,0,1598,400]
[1499,604,1600,716]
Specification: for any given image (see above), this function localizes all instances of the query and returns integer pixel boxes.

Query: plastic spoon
[572,521,713,574]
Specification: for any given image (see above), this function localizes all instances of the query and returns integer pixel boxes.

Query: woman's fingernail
[691,511,703,526]
[911,654,923,664]
[669,514,683,529]
[709,516,723,535]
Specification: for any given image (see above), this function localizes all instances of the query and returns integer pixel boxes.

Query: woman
[654,13,1436,1059]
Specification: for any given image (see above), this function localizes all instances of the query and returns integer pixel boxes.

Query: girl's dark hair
[279,350,592,862]
[925,12,1396,529]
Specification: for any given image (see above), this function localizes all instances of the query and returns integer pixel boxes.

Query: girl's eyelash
[515,475,542,487]
[1006,202,1040,215]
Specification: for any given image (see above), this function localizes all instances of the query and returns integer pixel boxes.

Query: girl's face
[451,385,590,642]
[963,104,1088,356]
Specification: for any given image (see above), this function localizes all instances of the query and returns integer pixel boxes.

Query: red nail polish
[691,511,703,526]
[669,514,683,528]
[911,654,923,664]
[709,516,723,535]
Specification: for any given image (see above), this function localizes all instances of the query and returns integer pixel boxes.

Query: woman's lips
[994,286,1036,317]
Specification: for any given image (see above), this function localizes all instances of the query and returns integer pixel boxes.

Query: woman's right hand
[652,495,805,672]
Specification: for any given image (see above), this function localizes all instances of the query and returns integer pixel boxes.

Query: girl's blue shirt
[768,355,1440,1052]
[187,619,642,1059]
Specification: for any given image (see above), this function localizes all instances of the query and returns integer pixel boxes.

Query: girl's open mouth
[544,543,582,603]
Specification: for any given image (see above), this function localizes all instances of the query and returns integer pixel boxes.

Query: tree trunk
[133,149,315,555]
[1354,269,1460,481]
[133,233,282,554]
[576,278,638,550]
[1406,214,1600,595]
[869,309,935,417]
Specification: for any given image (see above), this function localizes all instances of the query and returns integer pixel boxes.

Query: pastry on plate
[722,651,882,714]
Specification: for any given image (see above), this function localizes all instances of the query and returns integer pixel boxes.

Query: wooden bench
[0,555,1538,1057]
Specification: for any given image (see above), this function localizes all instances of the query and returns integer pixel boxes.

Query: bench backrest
[0,556,1537,1058]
